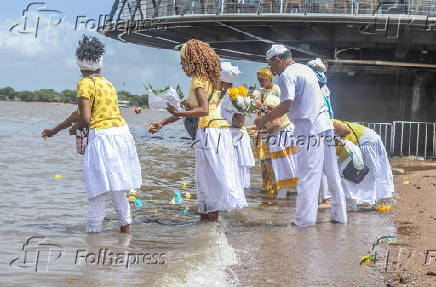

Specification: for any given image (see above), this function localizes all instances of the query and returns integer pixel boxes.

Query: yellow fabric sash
[269,146,297,159]
[276,178,299,189]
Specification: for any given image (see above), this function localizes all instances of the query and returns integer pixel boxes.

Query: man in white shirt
[255,45,347,226]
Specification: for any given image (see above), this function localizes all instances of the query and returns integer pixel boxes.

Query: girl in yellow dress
[252,67,298,199]
[149,40,246,221]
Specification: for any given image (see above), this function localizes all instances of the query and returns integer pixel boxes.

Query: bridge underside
[100,14,436,65]
[99,14,436,123]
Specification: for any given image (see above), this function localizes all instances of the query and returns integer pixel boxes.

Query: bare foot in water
[120,225,130,234]
[207,211,219,222]
[318,199,331,209]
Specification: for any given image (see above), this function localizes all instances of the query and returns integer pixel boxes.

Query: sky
[0,0,263,95]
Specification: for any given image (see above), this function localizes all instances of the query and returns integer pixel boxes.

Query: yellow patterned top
[77,77,126,130]
[186,76,229,129]
[332,119,366,159]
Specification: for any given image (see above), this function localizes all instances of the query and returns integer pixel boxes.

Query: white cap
[307,58,327,72]
[220,62,241,84]
[266,44,289,60]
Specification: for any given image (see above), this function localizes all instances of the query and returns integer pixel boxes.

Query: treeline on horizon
[0,87,149,107]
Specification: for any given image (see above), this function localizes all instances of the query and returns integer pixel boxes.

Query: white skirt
[268,125,298,190]
[230,128,255,189]
[84,125,142,200]
[195,128,247,213]
[340,128,394,204]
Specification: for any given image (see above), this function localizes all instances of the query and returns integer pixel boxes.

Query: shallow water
[0,102,394,286]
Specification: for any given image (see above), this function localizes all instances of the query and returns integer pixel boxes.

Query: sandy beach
[382,158,436,286]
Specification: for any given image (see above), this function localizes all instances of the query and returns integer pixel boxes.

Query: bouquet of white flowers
[145,85,182,111]
[228,85,256,116]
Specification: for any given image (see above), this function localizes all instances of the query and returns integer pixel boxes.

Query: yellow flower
[238,86,248,98]
[128,196,136,202]
[360,255,370,263]
[229,87,238,101]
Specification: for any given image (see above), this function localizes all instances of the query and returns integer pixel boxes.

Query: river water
[0,102,395,286]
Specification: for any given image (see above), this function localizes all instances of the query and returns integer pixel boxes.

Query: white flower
[236,96,245,108]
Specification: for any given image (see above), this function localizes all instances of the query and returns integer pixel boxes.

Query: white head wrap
[76,56,104,71]
[266,44,289,60]
[307,58,327,72]
[220,62,240,83]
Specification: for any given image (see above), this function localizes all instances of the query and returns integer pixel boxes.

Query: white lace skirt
[195,128,247,213]
[231,128,255,189]
[340,128,394,204]
[84,125,142,200]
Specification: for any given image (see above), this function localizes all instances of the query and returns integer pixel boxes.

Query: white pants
[87,191,132,232]
[319,174,332,202]
[294,130,347,226]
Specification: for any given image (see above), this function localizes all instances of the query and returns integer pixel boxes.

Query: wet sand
[383,158,436,286]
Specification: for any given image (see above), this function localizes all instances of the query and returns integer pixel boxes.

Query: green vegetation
[0,87,149,107]
[145,84,185,99]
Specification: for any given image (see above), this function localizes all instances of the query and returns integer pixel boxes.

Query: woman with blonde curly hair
[149,39,246,222]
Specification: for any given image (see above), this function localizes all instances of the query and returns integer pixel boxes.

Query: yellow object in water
[403,181,410,185]
[154,209,158,214]
[128,196,136,202]
[55,175,62,179]
[170,199,176,205]
[378,204,386,211]
[183,181,187,189]
[185,192,191,199]
[129,189,138,195]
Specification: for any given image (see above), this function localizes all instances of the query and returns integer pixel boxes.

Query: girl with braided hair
[149,39,247,222]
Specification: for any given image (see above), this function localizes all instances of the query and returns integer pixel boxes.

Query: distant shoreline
[0,100,139,108]
[0,100,76,106]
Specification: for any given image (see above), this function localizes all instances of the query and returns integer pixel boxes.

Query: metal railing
[362,122,394,153]
[392,121,436,159]
[361,121,436,159]
[106,0,436,21]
